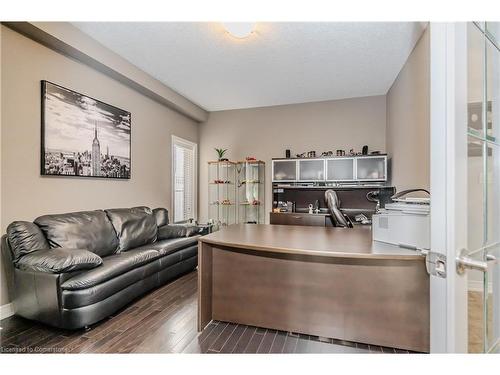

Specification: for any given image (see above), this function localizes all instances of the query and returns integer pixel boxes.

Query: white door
[430,22,500,353]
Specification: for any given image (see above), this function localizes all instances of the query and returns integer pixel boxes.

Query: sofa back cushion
[105,207,157,251]
[34,210,119,257]
[152,208,169,227]
[7,221,50,263]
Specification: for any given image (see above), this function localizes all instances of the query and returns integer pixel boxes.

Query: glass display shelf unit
[237,160,265,224]
[208,161,237,228]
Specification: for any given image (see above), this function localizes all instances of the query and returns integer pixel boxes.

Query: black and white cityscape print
[41,81,131,179]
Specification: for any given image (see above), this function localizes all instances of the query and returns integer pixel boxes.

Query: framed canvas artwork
[41,80,131,179]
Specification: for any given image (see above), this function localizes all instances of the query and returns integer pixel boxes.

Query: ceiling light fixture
[222,22,256,39]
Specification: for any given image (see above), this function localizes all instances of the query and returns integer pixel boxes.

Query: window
[172,136,197,223]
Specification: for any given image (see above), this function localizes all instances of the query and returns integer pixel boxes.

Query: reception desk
[198,224,429,352]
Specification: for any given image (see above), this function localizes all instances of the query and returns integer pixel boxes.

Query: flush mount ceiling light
[222,22,256,39]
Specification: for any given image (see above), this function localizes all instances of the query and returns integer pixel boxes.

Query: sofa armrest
[157,224,202,240]
[16,248,102,274]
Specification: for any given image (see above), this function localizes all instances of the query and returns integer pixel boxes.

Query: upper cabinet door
[298,159,325,181]
[272,160,297,181]
[326,158,355,181]
[356,156,387,181]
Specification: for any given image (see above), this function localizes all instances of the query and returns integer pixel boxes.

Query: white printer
[372,189,430,250]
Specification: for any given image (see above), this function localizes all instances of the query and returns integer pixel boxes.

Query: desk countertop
[199,224,422,260]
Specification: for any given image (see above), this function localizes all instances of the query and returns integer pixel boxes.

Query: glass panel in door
[467,22,500,353]
[467,23,486,138]
[486,22,500,48]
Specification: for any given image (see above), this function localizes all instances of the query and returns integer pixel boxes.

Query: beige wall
[0,26,199,305]
[386,27,430,192]
[199,96,387,223]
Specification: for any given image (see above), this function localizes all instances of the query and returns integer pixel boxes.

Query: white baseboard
[468,280,493,293]
[0,302,15,320]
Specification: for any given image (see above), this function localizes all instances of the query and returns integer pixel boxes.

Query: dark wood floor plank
[181,322,219,353]
[381,346,396,353]
[282,333,299,353]
[0,316,36,341]
[394,348,410,354]
[368,344,384,353]
[256,329,277,353]
[130,301,197,353]
[209,323,237,352]
[269,331,287,353]
[168,323,198,354]
[231,326,256,353]
[182,321,228,353]
[101,309,163,353]
[244,328,265,353]
[219,324,246,353]
[294,338,366,353]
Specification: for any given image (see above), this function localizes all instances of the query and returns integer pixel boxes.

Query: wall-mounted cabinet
[355,156,387,181]
[298,159,325,181]
[272,155,388,183]
[272,159,297,182]
[326,158,355,181]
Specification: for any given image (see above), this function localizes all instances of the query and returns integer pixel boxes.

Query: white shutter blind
[172,136,197,223]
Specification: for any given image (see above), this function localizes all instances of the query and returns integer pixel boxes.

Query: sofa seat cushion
[159,245,198,270]
[16,248,102,273]
[61,258,161,308]
[61,249,160,290]
[132,236,200,257]
[105,207,157,252]
[34,210,119,257]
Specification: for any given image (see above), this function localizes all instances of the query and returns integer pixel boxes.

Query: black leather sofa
[1,206,202,330]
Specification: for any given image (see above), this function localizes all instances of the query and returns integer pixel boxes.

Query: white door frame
[429,22,468,353]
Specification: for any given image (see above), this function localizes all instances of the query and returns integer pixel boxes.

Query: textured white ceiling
[73,22,427,111]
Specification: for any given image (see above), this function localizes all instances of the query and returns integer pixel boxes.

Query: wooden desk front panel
[270,212,327,226]
[210,246,429,352]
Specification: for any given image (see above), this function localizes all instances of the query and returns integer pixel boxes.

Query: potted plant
[215,148,228,161]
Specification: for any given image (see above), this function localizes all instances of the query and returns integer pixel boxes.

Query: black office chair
[325,190,353,228]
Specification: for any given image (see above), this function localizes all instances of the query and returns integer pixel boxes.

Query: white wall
[386,27,430,191]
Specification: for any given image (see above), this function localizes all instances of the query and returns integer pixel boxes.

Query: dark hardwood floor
[0,270,414,354]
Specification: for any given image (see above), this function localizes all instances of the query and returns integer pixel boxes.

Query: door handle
[456,249,488,275]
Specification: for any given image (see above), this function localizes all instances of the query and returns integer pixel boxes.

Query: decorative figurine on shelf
[307,151,316,158]
[215,148,228,161]
[349,149,356,156]
[362,145,369,155]
[321,151,334,157]
[336,150,345,156]
[296,152,306,158]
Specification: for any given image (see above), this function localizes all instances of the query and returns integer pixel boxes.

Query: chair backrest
[325,189,350,228]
